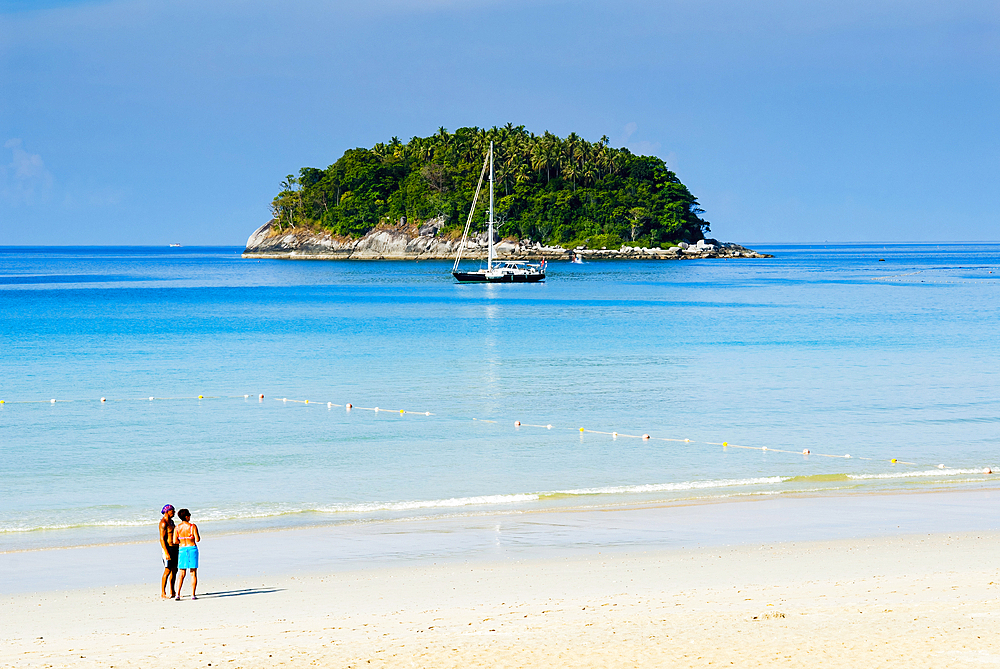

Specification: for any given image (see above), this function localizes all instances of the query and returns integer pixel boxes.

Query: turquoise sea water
[2,244,999,553]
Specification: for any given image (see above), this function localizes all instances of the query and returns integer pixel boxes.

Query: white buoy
[328,402,332,408]
[101,397,106,403]
[845,454,851,458]
[803,449,810,455]
[282,398,287,402]
[50,399,56,404]
[149,397,154,401]
[937,463,946,469]
[642,434,650,440]
[346,403,352,410]
[259,394,264,400]
[546,424,552,429]
[515,421,521,427]
[424,411,430,416]
[762,446,767,451]
[374,407,379,412]
[612,432,617,438]
[244,394,249,399]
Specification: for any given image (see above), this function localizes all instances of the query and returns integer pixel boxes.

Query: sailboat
[452,142,545,283]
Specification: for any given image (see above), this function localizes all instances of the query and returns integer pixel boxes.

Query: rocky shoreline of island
[241,220,772,260]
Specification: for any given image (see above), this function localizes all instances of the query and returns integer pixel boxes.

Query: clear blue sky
[1,0,997,245]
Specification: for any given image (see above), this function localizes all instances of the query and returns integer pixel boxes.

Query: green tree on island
[270,126,710,249]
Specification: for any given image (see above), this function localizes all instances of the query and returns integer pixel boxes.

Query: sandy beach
[4,492,1000,668]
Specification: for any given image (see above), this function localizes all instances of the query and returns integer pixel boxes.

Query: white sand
[4,530,1000,668]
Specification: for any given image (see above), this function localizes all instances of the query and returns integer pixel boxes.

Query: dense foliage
[271,125,710,249]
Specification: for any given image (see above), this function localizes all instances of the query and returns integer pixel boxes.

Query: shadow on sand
[194,587,284,599]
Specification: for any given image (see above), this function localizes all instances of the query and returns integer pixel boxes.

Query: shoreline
[5,482,1000,555]
[5,528,999,667]
[4,487,999,595]
[6,489,1000,666]
[241,221,773,260]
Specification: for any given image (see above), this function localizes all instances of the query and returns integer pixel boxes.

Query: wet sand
[3,491,1000,667]
[4,530,1000,668]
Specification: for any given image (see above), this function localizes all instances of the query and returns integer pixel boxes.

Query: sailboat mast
[488,141,494,270]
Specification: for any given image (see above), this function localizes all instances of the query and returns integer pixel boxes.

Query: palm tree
[514,162,531,186]
[434,127,450,158]
[563,160,578,189]
[389,136,403,159]
[531,141,548,182]
[565,132,581,167]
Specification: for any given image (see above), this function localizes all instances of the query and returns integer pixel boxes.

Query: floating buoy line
[871,269,999,284]
[0,392,993,474]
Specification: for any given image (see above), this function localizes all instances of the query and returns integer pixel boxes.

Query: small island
[242,125,770,260]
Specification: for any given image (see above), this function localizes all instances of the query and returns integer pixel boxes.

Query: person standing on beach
[174,508,201,600]
[159,504,178,599]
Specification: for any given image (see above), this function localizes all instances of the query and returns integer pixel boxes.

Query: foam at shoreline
[5,510,1000,668]
[4,487,1000,595]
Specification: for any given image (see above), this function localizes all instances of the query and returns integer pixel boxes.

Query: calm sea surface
[2,244,998,552]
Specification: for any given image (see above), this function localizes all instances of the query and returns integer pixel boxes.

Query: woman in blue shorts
[174,508,201,600]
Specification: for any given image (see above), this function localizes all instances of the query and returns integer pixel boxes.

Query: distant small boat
[452,142,544,283]
[570,254,583,264]
[169,243,182,248]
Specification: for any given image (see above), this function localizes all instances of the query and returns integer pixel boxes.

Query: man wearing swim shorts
[159,504,178,599]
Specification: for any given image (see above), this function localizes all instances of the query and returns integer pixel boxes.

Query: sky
[1,0,997,245]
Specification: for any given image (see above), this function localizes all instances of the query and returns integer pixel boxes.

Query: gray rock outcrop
[242,222,772,260]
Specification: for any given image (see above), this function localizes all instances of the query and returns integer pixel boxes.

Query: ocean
[2,244,999,554]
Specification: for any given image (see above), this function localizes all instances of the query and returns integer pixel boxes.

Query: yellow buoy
[579,427,585,432]
[723,441,728,446]
[890,458,896,463]
[198,395,204,399]
[400,409,405,414]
